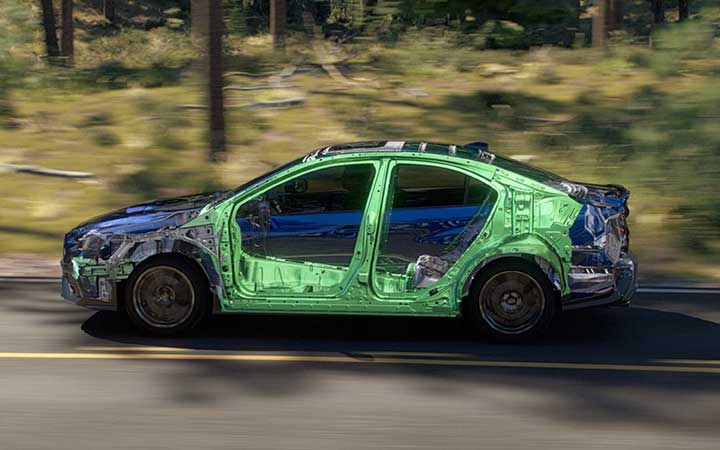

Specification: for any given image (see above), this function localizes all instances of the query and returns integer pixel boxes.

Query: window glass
[375,164,497,291]
[237,164,375,266]
[491,154,565,184]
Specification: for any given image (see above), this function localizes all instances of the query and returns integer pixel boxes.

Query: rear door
[371,161,498,298]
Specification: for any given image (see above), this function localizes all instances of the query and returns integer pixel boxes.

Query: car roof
[302,141,496,164]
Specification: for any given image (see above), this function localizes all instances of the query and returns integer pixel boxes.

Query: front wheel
[123,256,209,335]
[467,260,557,343]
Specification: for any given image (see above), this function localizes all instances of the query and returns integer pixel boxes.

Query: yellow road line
[1,352,720,374]
[359,351,474,358]
[653,359,720,365]
[78,348,476,357]
[76,346,188,352]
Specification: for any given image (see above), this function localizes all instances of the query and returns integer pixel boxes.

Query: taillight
[619,214,629,251]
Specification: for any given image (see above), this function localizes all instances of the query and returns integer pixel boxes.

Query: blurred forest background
[0,0,719,281]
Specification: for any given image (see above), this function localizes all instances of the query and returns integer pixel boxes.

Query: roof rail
[303,141,495,163]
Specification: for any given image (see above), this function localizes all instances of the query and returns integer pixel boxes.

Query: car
[61,140,636,341]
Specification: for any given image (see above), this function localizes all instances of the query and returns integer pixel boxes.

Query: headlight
[78,230,110,259]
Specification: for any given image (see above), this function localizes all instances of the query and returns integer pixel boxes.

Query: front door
[230,161,380,299]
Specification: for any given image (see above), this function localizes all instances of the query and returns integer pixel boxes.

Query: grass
[1,10,720,282]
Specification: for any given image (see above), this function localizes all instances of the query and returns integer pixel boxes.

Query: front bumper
[61,263,118,311]
[562,252,637,311]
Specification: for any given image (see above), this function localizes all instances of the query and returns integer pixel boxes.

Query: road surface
[1,280,720,450]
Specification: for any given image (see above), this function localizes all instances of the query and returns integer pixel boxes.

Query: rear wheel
[124,256,209,335]
[467,260,557,342]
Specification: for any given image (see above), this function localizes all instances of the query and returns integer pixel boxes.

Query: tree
[270,0,287,49]
[190,0,225,162]
[61,0,74,61]
[593,0,627,47]
[39,0,60,59]
[104,0,116,24]
[607,0,624,31]
[678,0,689,21]
[191,0,210,78]
[207,0,226,161]
[650,0,665,23]
[592,0,608,47]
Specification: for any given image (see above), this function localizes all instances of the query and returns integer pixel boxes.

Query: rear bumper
[562,252,637,311]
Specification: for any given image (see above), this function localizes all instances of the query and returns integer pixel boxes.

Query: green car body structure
[62,141,636,341]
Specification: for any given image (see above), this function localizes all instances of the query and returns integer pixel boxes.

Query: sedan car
[62,140,636,341]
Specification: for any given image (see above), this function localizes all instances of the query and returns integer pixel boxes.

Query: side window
[375,164,497,290]
[236,164,376,266]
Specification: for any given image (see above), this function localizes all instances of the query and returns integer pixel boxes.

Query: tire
[467,260,557,343]
[123,255,210,335]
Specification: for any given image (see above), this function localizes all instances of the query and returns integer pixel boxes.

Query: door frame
[223,156,388,306]
[368,158,500,302]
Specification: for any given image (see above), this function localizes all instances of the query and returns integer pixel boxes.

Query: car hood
[64,192,224,254]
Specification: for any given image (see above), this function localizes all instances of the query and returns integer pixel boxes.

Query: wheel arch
[116,243,223,313]
[460,253,564,301]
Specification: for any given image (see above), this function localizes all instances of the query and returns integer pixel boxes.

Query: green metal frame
[201,151,582,317]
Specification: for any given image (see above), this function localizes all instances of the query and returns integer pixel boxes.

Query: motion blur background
[1,0,719,282]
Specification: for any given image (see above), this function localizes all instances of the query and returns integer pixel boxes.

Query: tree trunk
[207,0,226,162]
[39,0,60,58]
[60,0,74,62]
[104,0,116,24]
[191,0,209,39]
[592,0,608,47]
[678,0,689,21]
[650,0,665,23]
[191,0,209,73]
[270,0,287,49]
[607,0,624,31]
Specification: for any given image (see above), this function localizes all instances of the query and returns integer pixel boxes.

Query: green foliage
[151,107,194,151]
[0,0,35,125]
[116,150,223,198]
[91,128,122,147]
[226,0,253,35]
[82,112,115,127]
[629,79,720,249]
[481,20,528,49]
[163,7,187,29]
[641,20,719,76]
[79,28,195,68]
[22,62,187,93]
[0,0,34,67]
[324,0,579,47]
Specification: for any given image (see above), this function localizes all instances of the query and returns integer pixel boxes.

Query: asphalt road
[1,281,720,450]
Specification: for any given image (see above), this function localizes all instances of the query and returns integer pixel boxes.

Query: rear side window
[491,154,564,184]
[391,165,490,208]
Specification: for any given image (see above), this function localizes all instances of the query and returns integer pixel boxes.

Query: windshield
[491,154,566,184]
